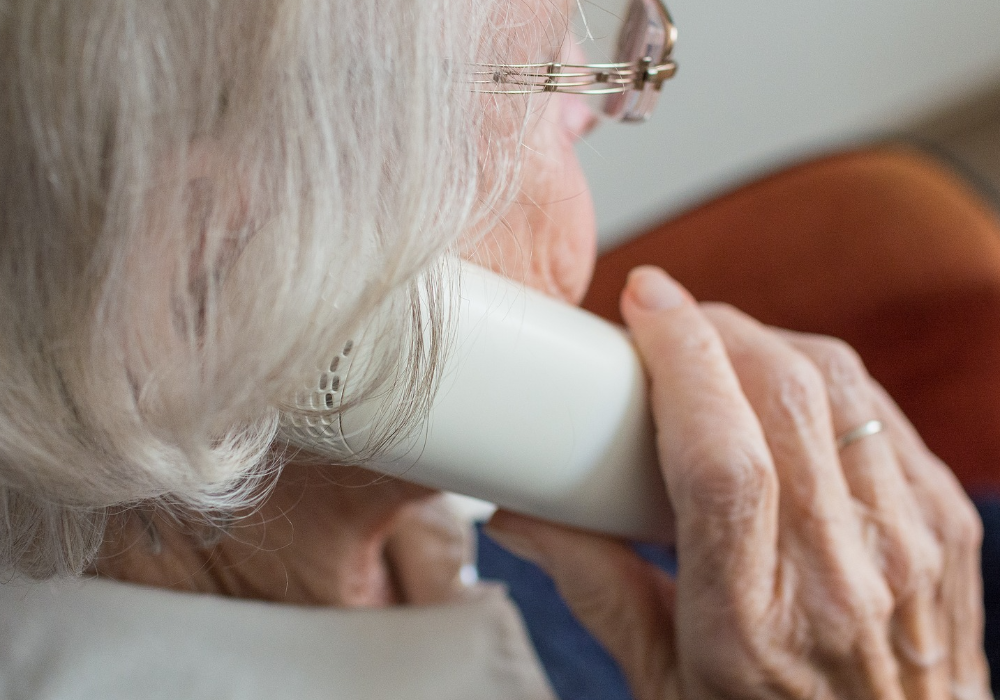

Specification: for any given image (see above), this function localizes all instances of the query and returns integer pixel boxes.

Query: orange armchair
[584,147,1000,494]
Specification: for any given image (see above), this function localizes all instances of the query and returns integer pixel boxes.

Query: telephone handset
[278,262,674,543]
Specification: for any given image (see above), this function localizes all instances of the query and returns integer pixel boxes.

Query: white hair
[0,0,566,578]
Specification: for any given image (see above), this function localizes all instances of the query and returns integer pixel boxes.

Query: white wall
[582,0,1000,250]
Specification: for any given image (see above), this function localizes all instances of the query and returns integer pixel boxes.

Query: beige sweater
[0,575,555,700]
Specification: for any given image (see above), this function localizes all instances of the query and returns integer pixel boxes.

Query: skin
[487,272,991,699]
[95,1,992,696]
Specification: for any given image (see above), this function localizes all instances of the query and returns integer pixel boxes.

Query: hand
[486,266,991,700]
[93,463,473,607]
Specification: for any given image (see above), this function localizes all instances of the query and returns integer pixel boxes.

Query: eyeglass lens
[571,0,673,121]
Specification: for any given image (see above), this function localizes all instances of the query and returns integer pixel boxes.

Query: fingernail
[626,266,685,310]
[483,525,543,565]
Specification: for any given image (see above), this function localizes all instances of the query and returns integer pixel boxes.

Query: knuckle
[678,440,777,517]
[928,472,985,552]
[767,354,828,422]
[676,325,721,359]
[855,570,895,626]
[808,336,867,385]
[645,310,722,368]
[948,496,985,552]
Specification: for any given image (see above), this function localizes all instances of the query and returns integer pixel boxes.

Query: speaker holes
[330,375,341,391]
[318,375,328,391]
[325,393,334,409]
[343,340,353,356]
[329,356,340,372]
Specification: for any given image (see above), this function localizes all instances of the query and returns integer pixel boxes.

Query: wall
[581,0,1000,249]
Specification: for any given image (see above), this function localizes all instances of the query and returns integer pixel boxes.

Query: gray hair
[0,0,563,578]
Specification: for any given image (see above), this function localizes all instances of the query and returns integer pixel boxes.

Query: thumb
[485,510,678,700]
[385,494,474,605]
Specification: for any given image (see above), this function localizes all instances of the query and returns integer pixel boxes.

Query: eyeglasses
[471,0,676,123]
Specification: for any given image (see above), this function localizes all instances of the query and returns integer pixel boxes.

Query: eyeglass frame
[470,0,677,123]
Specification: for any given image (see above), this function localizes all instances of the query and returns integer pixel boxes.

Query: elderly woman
[0,1,990,698]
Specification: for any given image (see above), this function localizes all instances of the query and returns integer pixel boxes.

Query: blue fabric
[478,503,1000,700]
[976,498,1000,697]
[476,525,631,700]
[476,525,676,700]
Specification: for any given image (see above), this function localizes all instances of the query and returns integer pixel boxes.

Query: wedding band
[836,419,884,450]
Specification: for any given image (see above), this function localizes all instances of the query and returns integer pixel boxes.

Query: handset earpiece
[279,262,674,543]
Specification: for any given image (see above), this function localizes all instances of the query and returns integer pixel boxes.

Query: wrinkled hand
[487,267,990,700]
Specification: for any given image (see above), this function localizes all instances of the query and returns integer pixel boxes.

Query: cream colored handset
[278,263,674,543]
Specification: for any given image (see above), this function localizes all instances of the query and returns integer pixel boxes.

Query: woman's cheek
[527,139,597,305]
[469,94,598,305]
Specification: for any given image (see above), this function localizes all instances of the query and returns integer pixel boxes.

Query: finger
[384,494,474,604]
[621,271,840,697]
[485,510,677,700]
[870,386,992,699]
[776,332,941,593]
[702,306,904,700]
[619,268,779,602]
[779,331,948,699]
